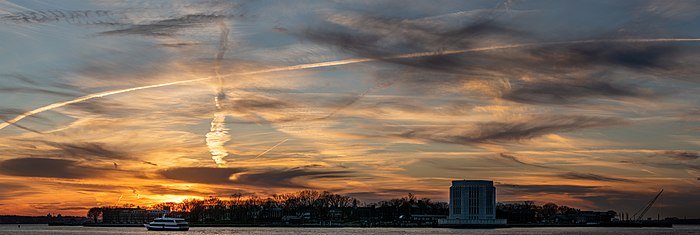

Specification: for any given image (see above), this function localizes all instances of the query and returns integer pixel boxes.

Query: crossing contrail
[0,78,207,131]
[255,138,289,158]
[1,118,42,134]
[2,38,700,132]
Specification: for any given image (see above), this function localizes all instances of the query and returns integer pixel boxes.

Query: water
[1,225,699,235]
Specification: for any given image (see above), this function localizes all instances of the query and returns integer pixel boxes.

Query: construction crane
[631,189,663,221]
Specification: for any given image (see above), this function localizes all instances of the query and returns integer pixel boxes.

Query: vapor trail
[1,118,42,134]
[215,20,230,94]
[206,21,232,166]
[321,78,397,120]
[114,194,123,207]
[2,38,700,132]
[0,78,207,131]
[206,111,230,165]
[255,138,289,158]
[237,38,700,76]
[386,38,700,60]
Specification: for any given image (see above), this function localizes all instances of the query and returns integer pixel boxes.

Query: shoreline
[77,223,674,228]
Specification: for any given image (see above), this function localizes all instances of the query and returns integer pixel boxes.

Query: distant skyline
[1,0,700,218]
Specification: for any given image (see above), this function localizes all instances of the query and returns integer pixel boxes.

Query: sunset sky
[1,0,700,218]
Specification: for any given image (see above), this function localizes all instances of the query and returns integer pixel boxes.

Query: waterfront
[1,225,699,235]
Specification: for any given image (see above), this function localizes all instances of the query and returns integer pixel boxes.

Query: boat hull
[144,224,189,231]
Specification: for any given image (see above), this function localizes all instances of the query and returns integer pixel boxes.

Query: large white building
[438,180,507,226]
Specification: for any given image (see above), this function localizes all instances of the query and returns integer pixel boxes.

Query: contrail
[255,138,289,158]
[2,38,700,132]
[320,78,397,120]
[0,77,207,131]
[205,21,232,166]
[215,20,230,93]
[1,118,42,134]
[237,38,700,76]
[114,194,123,207]
[206,110,230,165]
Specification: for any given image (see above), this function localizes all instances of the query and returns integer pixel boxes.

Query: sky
[1,0,700,218]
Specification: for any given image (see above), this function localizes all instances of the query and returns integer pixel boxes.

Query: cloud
[53,182,122,194]
[497,153,552,168]
[306,10,520,51]
[0,158,104,179]
[141,185,210,196]
[0,9,118,24]
[142,161,158,166]
[231,168,352,188]
[64,99,145,117]
[0,117,43,134]
[392,115,626,145]
[498,183,601,195]
[558,172,636,182]
[41,141,130,160]
[525,43,680,70]
[0,108,50,123]
[99,14,230,37]
[502,78,654,105]
[654,151,699,161]
[0,87,80,98]
[0,183,32,200]
[299,8,699,106]
[160,167,244,184]
[0,182,26,191]
[345,188,440,202]
[57,206,93,211]
[303,12,522,74]
[227,96,294,113]
[160,166,351,188]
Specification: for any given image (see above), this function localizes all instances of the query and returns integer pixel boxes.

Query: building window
[452,188,461,214]
[468,186,480,216]
[485,188,494,215]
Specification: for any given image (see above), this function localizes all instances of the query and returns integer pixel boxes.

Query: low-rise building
[102,208,167,224]
[439,180,506,226]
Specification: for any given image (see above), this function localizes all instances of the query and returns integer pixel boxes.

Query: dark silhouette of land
[74,190,686,227]
[3,190,697,227]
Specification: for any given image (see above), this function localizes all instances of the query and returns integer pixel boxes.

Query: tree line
[87,190,614,225]
[88,190,449,224]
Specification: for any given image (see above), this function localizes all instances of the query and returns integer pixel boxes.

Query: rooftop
[451,180,494,187]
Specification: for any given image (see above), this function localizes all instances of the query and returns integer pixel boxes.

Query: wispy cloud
[0,158,108,179]
[558,172,637,182]
[160,166,351,189]
[99,14,229,37]
[497,153,553,168]
[653,151,700,161]
[388,115,626,145]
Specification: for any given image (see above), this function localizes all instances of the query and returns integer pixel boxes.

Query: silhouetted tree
[87,207,102,223]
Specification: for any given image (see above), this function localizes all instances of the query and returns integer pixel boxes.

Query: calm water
[1,224,700,235]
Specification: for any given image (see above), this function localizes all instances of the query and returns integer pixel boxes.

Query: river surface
[1,224,700,234]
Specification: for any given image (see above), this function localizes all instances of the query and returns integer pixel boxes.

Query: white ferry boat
[144,216,189,231]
